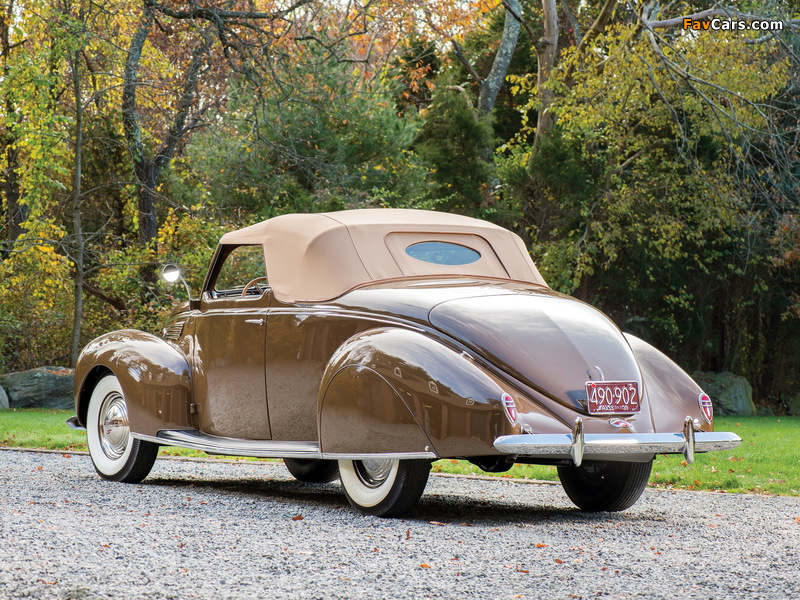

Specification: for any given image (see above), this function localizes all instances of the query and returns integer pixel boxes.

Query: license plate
[585,381,640,414]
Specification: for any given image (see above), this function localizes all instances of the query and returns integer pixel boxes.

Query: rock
[692,371,756,417]
[0,385,8,410]
[0,367,75,410]
[788,395,800,417]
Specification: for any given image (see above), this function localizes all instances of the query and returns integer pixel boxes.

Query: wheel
[86,374,158,483]
[284,458,339,483]
[338,459,430,517]
[557,459,652,512]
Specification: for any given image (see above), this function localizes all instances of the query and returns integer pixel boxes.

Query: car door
[191,244,272,440]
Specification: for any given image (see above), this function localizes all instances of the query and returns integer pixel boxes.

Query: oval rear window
[405,241,481,265]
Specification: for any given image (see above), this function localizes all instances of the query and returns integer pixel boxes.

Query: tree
[499,0,800,403]
[0,0,26,245]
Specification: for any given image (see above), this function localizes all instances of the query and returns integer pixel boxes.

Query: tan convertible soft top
[219,209,546,303]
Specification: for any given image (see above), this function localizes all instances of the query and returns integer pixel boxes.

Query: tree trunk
[69,48,85,367]
[121,8,157,248]
[1,135,25,245]
[477,0,521,116]
[122,8,208,252]
[1,0,26,249]
[534,0,559,148]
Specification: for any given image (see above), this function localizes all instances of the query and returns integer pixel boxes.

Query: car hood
[428,292,642,410]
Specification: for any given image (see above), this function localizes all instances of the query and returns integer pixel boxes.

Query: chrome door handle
[244,318,265,326]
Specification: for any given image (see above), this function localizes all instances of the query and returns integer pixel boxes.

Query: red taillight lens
[698,392,713,423]
[501,393,517,425]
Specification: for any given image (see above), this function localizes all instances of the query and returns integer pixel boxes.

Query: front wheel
[338,459,430,517]
[557,460,652,512]
[86,374,158,483]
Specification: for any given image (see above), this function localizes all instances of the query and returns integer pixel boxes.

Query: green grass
[0,408,236,459]
[433,417,800,496]
[1,410,797,495]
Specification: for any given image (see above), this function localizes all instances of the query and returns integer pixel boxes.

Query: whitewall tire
[338,458,430,517]
[86,374,158,483]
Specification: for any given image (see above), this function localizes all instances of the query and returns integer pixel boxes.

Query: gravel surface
[1,449,798,600]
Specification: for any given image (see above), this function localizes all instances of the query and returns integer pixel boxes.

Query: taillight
[501,393,517,425]
[698,392,713,423]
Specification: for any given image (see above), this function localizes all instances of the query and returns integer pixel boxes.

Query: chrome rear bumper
[494,417,742,466]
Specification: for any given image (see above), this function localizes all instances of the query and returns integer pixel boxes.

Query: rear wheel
[86,374,158,483]
[338,459,430,517]
[557,460,652,511]
[284,458,339,483]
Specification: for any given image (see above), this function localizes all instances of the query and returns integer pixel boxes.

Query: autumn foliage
[1,0,799,410]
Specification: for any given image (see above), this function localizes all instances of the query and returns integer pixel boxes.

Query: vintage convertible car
[70,209,741,517]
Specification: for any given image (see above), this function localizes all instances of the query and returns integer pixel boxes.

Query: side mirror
[162,264,182,283]
[161,263,198,308]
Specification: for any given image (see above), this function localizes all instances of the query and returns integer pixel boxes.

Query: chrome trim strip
[145,430,322,458]
[134,430,438,461]
[267,307,426,332]
[321,452,438,461]
[493,431,742,462]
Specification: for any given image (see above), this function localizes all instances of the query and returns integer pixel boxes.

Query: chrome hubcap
[97,392,129,460]
[355,459,394,487]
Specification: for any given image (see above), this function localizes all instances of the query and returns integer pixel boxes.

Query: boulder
[0,366,75,410]
[692,371,756,417]
[0,385,8,410]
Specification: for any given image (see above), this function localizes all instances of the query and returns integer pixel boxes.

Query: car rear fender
[74,330,194,436]
[319,327,523,457]
[624,333,713,431]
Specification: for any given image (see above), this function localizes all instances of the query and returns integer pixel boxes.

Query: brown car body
[72,209,741,516]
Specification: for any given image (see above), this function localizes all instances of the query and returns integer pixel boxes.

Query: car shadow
[142,472,643,525]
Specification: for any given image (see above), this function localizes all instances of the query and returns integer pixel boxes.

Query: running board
[144,430,322,459]
[134,430,436,461]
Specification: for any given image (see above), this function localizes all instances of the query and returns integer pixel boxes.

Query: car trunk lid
[428,292,642,412]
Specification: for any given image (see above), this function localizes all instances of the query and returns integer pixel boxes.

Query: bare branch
[450,39,483,84]
[144,0,314,22]
[502,0,541,51]
[560,0,582,46]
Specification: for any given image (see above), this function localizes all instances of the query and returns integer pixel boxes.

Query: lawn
[1,409,796,495]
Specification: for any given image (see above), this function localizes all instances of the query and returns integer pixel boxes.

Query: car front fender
[319,327,522,457]
[74,330,194,436]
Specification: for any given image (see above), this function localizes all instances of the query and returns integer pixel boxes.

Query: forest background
[1,0,798,412]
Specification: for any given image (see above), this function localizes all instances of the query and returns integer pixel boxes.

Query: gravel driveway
[1,448,798,600]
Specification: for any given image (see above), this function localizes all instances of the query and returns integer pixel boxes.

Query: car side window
[212,245,267,296]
